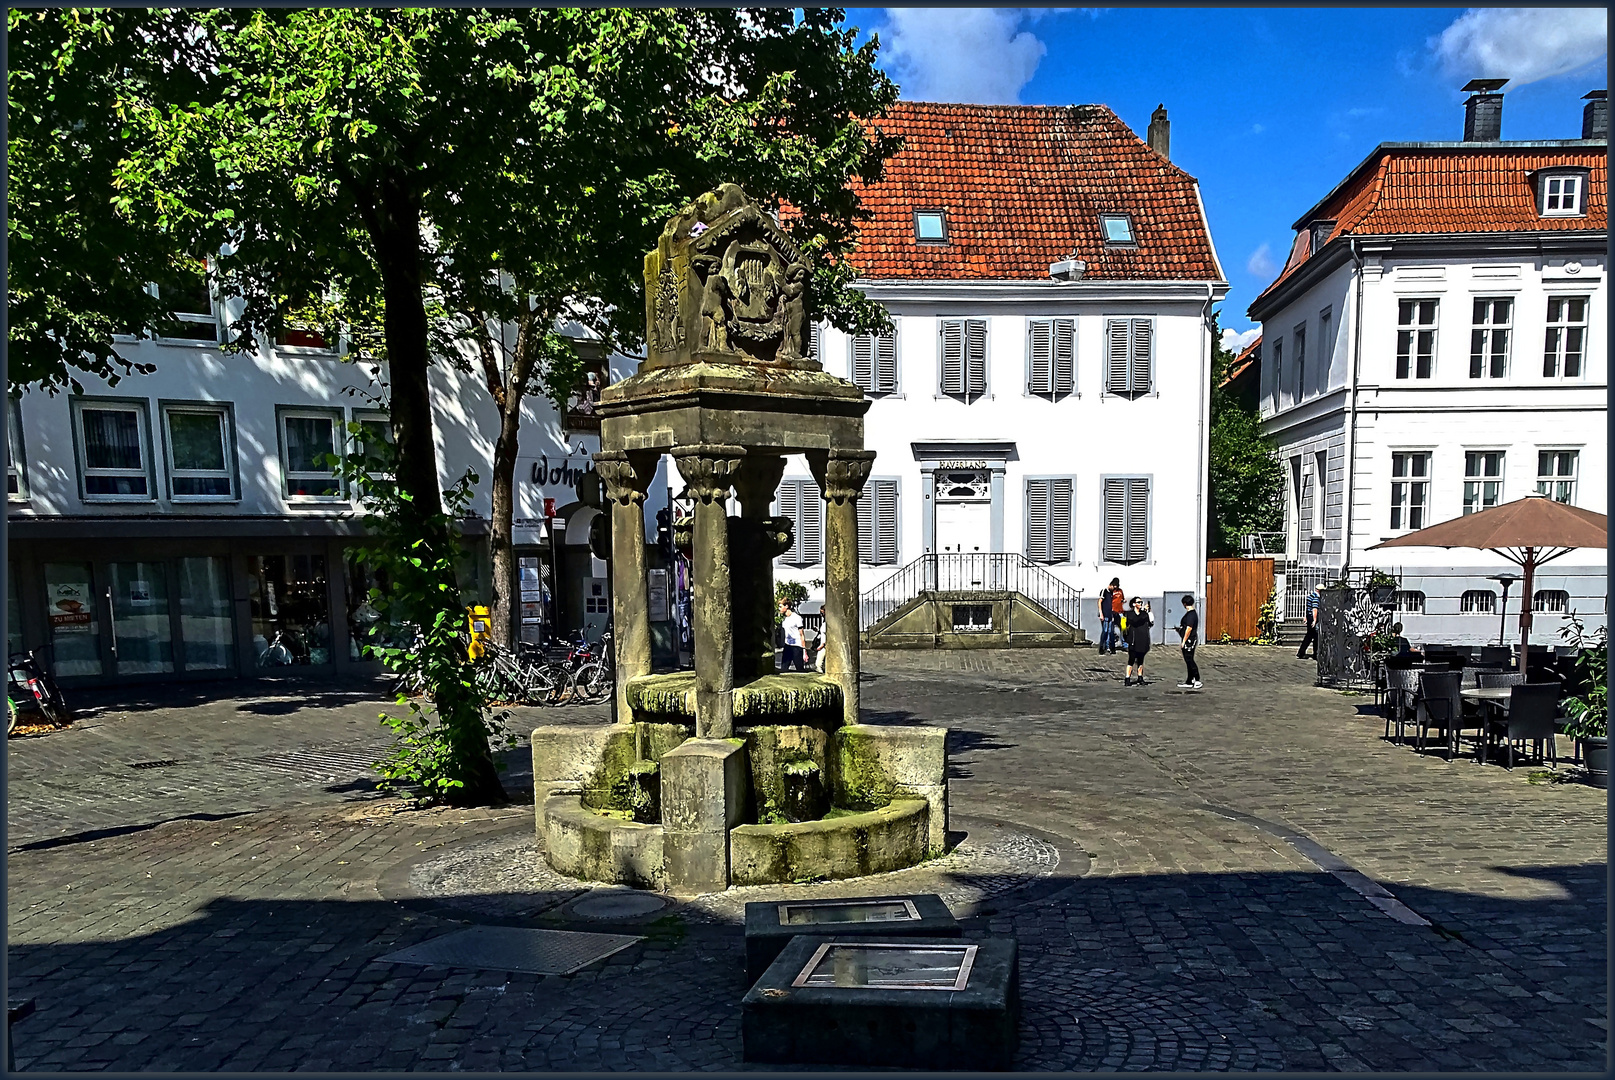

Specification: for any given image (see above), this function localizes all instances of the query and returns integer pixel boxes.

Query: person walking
[1098,577,1122,655]
[1176,594,1202,689]
[1124,596,1153,686]
[779,600,807,672]
[1296,586,1321,659]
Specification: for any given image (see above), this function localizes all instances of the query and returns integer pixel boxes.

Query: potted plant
[1366,569,1399,607]
[1558,612,1608,787]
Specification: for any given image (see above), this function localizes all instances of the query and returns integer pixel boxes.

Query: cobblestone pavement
[7,646,1608,1070]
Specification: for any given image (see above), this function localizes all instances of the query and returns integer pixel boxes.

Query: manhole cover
[569,891,668,920]
[376,925,642,975]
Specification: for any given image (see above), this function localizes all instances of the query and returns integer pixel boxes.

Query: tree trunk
[479,313,541,649]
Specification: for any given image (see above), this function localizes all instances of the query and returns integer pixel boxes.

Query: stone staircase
[1276,617,1309,649]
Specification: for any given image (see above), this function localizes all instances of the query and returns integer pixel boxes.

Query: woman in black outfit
[1124,597,1153,686]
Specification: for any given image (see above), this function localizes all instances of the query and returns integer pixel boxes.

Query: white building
[760,101,1227,642]
[1248,84,1607,645]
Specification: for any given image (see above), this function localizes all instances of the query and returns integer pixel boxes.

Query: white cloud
[1246,243,1277,278]
[1250,123,1265,135]
[879,8,1050,104]
[1432,8,1607,88]
[1222,327,1261,354]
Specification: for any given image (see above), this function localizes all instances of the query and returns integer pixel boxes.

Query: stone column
[594,450,659,724]
[808,449,876,727]
[671,445,745,738]
[732,455,787,680]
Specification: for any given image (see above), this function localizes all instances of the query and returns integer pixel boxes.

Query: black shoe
[1123,677,1134,687]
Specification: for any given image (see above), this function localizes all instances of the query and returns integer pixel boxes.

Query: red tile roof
[846,101,1223,282]
[1253,143,1606,308]
[1221,334,1261,389]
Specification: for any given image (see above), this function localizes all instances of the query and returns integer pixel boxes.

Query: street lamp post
[1489,573,1517,646]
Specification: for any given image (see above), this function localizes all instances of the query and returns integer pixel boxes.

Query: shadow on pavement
[68,677,394,721]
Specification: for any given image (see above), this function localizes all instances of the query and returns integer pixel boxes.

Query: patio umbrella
[1369,493,1607,673]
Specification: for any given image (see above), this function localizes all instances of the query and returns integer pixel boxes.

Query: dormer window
[1309,220,1336,254]
[1536,170,1589,217]
[914,209,948,244]
[1099,213,1135,245]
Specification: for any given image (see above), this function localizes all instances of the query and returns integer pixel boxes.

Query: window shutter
[808,322,821,361]
[1299,471,1313,540]
[1130,319,1153,393]
[1102,478,1127,562]
[852,336,875,391]
[800,482,824,566]
[1026,479,1050,561]
[1028,321,1053,396]
[1125,478,1150,563]
[1049,478,1072,562]
[1053,319,1075,396]
[876,481,898,564]
[965,320,987,396]
[876,332,897,392]
[940,321,964,395]
[775,480,800,564]
[1106,321,1131,394]
[858,490,875,563]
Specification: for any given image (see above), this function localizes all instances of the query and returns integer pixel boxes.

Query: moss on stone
[832,728,899,811]
[733,674,842,719]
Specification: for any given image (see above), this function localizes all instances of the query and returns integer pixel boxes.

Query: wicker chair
[1411,671,1465,761]
[1487,684,1561,769]
[1383,666,1422,744]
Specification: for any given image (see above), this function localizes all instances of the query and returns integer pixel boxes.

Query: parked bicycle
[555,628,614,705]
[8,650,69,730]
[475,638,573,707]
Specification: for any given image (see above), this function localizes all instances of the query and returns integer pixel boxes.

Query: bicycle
[565,629,615,705]
[256,629,297,668]
[8,650,69,728]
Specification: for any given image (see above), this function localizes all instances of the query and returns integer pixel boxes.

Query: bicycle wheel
[571,662,608,703]
[7,697,16,735]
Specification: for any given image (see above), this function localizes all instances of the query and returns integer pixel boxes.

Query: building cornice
[857,279,1229,305]
[1259,387,1348,435]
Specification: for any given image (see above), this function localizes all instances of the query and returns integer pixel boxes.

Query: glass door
[108,561,175,674]
[176,556,234,672]
[43,563,102,677]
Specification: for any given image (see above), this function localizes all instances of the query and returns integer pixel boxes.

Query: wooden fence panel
[1206,557,1275,641]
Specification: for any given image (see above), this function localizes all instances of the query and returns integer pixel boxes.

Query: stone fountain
[530,184,948,894]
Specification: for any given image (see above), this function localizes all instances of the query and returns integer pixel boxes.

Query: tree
[1206,315,1284,557]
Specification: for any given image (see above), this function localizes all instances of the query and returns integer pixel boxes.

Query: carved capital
[671,445,746,504]
[732,454,787,513]
[593,450,658,507]
[807,449,877,504]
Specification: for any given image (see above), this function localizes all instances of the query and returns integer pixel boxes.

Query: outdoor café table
[1461,687,1515,762]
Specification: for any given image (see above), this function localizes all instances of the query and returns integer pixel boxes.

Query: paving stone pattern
[6,646,1608,1070]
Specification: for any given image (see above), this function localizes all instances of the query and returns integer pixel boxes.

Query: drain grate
[128,759,182,770]
[376,925,643,976]
[248,747,381,780]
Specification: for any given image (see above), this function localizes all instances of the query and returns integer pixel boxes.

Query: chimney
[1462,78,1508,141]
[1147,104,1170,159]
[1583,90,1608,140]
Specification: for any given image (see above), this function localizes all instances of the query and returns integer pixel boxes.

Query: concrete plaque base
[743,893,959,984]
[741,935,1018,1070]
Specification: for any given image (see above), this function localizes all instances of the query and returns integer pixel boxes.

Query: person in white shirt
[779,601,807,671]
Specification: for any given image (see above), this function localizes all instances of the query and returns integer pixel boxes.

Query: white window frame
[1460,590,1496,614]
[1104,318,1154,397]
[160,401,238,502]
[1541,173,1585,217]
[277,406,346,501]
[1100,475,1150,565]
[1269,337,1283,408]
[1024,476,1075,564]
[938,318,988,402]
[850,325,899,395]
[1388,450,1431,532]
[1311,450,1327,537]
[149,261,221,347]
[1536,448,1579,505]
[857,477,901,566]
[1462,450,1505,516]
[7,396,28,501]
[1533,589,1571,613]
[1099,213,1136,245]
[1468,297,1513,379]
[1543,296,1589,379]
[1026,319,1076,400]
[71,397,156,503]
[774,476,824,568]
[1395,299,1438,379]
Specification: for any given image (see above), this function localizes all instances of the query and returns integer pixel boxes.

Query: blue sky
[842,7,1607,350]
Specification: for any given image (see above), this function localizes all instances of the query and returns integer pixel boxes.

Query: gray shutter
[940,321,964,395]
[876,481,898,564]
[1102,478,1127,561]
[858,489,875,564]
[808,321,821,361]
[1026,479,1050,561]
[799,481,824,566]
[965,320,987,396]
[1106,320,1130,395]
[876,331,897,392]
[1299,471,1313,540]
[1125,478,1150,563]
[1130,319,1153,393]
[852,335,874,391]
[1049,478,1072,562]
[1053,319,1075,396]
[1028,320,1053,396]
[776,480,800,565]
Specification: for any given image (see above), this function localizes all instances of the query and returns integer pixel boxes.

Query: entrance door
[935,501,991,555]
[108,561,175,675]
[43,562,102,677]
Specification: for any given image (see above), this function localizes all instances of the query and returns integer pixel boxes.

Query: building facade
[1248,85,1607,644]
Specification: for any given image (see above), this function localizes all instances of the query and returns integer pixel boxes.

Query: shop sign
[648,568,670,622]
[530,454,593,489]
[49,581,93,632]
[936,459,989,470]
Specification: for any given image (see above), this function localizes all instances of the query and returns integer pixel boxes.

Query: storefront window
[345,556,409,661]
[7,563,22,656]
[44,563,101,677]
[248,554,331,667]
[178,556,234,670]
[109,561,175,674]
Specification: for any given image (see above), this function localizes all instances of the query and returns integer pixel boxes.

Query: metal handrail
[860,553,1084,632]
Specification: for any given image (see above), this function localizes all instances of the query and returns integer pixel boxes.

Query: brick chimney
[1462,78,1507,141]
[1147,104,1169,159]
[1584,90,1608,140]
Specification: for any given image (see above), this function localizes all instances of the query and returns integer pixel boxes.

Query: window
[952,604,992,633]
[857,479,900,566]
[1270,337,1283,407]
[939,319,987,401]
[1318,308,1333,384]
[1101,477,1150,565]
[584,581,610,615]
[775,478,824,567]
[1309,220,1335,254]
[1392,590,1426,614]
[851,329,898,394]
[1396,300,1438,379]
[1292,323,1307,399]
[150,261,219,343]
[1104,319,1153,396]
[1099,213,1135,245]
[1469,298,1512,378]
[1462,451,1504,515]
[1537,450,1578,504]
[162,404,236,500]
[914,209,948,243]
[1312,450,1327,535]
[1533,589,1570,613]
[73,400,152,501]
[1299,466,1314,541]
[278,409,342,498]
[7,397,26,500]
[1025,478,1074,563]
[1541,173,1584,216]
[1389,451,1430,531]
[1026,319,1075,399]
[1543,296,1587,378]
[275,320,332,351]
[1460,590,1497,614]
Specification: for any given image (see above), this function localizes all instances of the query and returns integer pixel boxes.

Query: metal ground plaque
[376,925,642,976]
[744,893,959,983]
